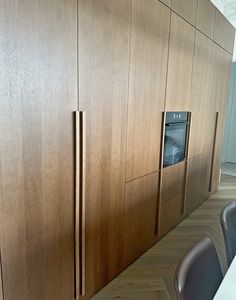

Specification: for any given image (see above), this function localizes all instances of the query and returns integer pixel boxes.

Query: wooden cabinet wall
[124,172,159,265]
[126,0,170,181]
[165,13,195,111]
[78,0,131,297]
[0,0,234,300]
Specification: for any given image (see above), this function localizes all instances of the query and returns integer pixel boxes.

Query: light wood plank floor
[222,162,236,176]
[92,175,236,300]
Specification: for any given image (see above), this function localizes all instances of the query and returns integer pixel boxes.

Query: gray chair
[220,202,236,266]
[175,238,223,300]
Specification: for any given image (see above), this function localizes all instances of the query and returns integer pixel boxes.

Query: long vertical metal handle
[209,112,219,192]
[0,250,4,300]
[75,111,86,299]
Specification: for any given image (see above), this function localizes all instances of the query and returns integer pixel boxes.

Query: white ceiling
[211,0,236,59]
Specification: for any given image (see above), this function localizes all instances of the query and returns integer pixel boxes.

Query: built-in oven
[163,112,190,168]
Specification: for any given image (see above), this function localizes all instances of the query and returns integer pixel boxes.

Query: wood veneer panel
[197,0,215,39]
[0,1,77,300]
[124,172,159,265]
[165,13,195,111]
[161,162,186,204]
[224,20,235,55]
[159,193,183,238]
[78,0,130,297]
[189,31,213,158]
[172,0,198,26]
[214,9,225,49]
[211,49,232,192]
[126,0,170,181]
[214,10,235,54]
[185,155,202,214]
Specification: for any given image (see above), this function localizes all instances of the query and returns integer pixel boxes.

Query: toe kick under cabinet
[0,0,234,300]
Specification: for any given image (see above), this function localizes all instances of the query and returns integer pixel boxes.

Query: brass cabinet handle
[0,249,4,300]
[75,111,86,299]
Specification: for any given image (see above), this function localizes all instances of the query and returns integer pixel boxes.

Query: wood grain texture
[214,10,235,54]
[159,193,184,238]
[124,172,159,265]
[126,0,170,181]
[214,9,225,49]
[165,13,195,111]
[172,0,198,26]
[161,162,186,204]
[223,20,235,55]
[189,31,213,158]
[211,48,232,192]
[197,0,215,39]
[78,0,130,298]
[0,1,77,300]
[185,155,202,214]
[92,175,235,300]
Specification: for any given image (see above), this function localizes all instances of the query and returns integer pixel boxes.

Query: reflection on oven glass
[163,112,189,168]
[164,134,185,167]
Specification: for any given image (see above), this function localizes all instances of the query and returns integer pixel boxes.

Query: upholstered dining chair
[175,238,223,300]
[221,202,236,267]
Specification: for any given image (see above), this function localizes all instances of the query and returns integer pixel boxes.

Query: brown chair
[220,202,236,267]
[175,238,223,300]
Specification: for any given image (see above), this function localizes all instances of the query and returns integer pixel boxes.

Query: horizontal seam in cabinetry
[125,169,161,184]
[167,9,233,56]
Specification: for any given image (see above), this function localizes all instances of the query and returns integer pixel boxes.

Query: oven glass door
[163,123,187,167]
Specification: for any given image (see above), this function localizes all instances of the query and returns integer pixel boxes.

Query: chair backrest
[221,202,236,266]
[175,238,223,300]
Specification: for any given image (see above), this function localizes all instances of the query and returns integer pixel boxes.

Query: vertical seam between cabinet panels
[124,0,132,183]
[0,251,4,300]
[163,10,172,112]
[77,0,79,109]
[122,0,133,264]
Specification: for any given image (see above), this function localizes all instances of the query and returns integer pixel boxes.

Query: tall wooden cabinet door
[78,1,130,298]
[0,1,77,300]
[165,13,195,111]
[126,0,170,181]
[189,32,213,158]
[211,49,232,192]
[124,172,159,265]
[172,0,198,26]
